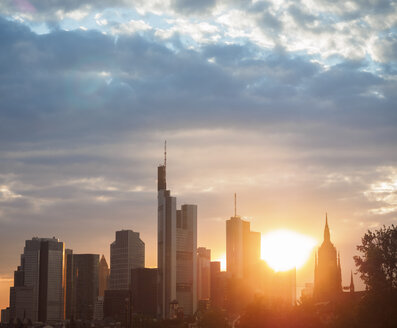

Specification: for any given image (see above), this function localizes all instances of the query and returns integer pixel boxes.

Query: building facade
[157,162,177,318]
[197,247,211,301]
[110,230,145,290]
[131,268,158,317]
[9,237,65,323]
[176,204,197,316]
[226,214,261,279]
[71,254,99,320]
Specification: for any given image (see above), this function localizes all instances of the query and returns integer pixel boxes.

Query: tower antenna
[164,140,167,167]
[234,193,237,217]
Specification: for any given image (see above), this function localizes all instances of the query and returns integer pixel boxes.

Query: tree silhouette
[354,225,397,291]
[354,225,397,328]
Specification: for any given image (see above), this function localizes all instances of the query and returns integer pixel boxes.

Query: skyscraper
[157,143,198,318]
[314,214,342,301]
[9,237,65,323]
[72,254,99,320]
[110,230,145,290]
[176,204,197,316]
[157,144,177,318]
[131,268,158,317]
[226,195,261,279]
[197,247,211,301]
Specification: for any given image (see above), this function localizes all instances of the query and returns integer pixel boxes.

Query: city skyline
[1,147,369,311]
[0,0,396,314]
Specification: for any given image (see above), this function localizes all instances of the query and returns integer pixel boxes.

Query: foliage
[354,225,397,291]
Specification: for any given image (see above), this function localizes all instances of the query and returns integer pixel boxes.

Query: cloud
[0,1,396,299]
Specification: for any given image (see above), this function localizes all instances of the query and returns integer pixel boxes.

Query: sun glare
[261,230,317,272]
[214,255,227,272]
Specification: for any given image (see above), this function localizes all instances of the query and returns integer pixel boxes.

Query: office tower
[9,237,65,323]
[210,261,224,309]
[269,268,296,306]
[176,204,197,316]
[314,214,342,301]
[226,196,261,279]
[73,254,99,320]
[157,143,198,318]
[103,290,131,326]
[1,308,10,324]
[65,249,74,319]
[99,255,110,297]
[197,248,211,301]
[110,230,145,290]
[157,144,177,319]
[130,268,158,317]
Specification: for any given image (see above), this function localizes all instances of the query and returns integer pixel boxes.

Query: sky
[0,0,397,310]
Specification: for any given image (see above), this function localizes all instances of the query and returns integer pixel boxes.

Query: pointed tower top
[324,212,331,243]
[234,193,237,217]
[350,270,355,292]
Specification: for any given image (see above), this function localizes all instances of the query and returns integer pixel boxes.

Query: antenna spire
[234,193,237,217]
[164,140,167,167]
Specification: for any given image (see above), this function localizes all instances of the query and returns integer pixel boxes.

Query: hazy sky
[0,0,396,309]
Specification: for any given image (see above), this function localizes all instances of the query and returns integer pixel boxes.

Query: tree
[354,225,397,292]
[353,225,397,328]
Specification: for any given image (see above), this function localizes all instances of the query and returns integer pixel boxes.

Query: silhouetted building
[110,230,145,290]
[301,282,314,300]
[314,214,342,301]
[197,248,211,301]
[99,255,110,297]
[226,197,261,279]
[9,237,65,323]
[73,254,99,320]
[130,268,158,317]
[176,204,197,316]
[269,268,296,306]
[103,289,131,325]
[349,271,355,293]
[1,308,10,324]
[210,261,225,309]
[65,249,74,319]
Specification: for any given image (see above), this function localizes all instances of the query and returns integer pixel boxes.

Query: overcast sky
[0,0,396,308]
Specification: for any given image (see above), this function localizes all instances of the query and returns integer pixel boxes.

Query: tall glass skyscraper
[109,230,145,290]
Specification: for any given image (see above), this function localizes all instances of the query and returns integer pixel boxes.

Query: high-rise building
[65,249,74,320]
[157,143,198,318]
[9,237,65,323]
[314,214,342,301]
[197,248,211,301]
[157,146,177,319]
[110,230,145,290]
[103,290,131,326]
[176,204,197,316]
[73,254,99,320]
[226,196,261,279]
[130,268,158,317]
[99,255,110,297]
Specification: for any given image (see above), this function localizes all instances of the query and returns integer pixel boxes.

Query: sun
[261,229,317,272]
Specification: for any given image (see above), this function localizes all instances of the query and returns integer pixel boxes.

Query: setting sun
[261,229,317,272]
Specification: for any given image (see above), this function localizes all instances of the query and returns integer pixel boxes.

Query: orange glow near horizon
[261,230,317,272]
[214,254,227,271]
